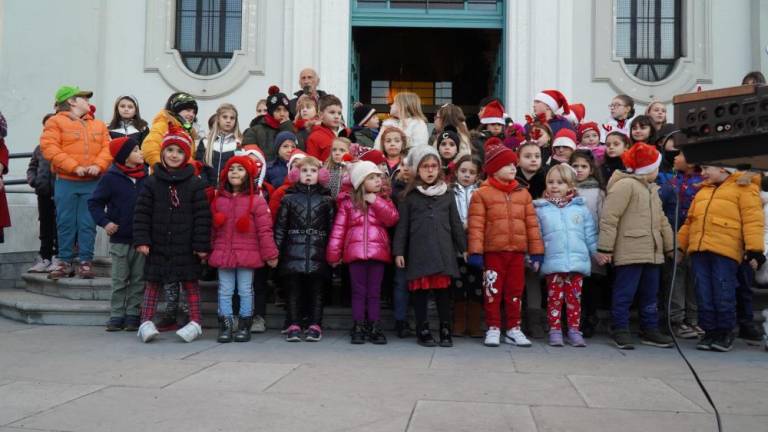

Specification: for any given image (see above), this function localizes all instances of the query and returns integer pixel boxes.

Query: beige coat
[598,170,674,266]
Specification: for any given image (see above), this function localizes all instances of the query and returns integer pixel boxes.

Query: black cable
[662,129,722,431]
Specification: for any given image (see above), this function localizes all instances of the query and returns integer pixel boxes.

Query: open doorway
[351,27,503,121]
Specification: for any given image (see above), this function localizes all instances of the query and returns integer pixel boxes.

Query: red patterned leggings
[545,272,583,331]
[141,281,202,324]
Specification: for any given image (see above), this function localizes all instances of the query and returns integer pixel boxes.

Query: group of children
[30,80,767,352]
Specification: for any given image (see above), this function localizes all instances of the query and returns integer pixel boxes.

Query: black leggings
[453,259,483,303]
[412,289,452,326]
[283,274,325,326]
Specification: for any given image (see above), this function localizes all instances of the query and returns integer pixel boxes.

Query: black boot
[234,316,252,342]
[417,322,436,347]
[350,321,366,344]
[368,321,388,345]
[439,322,453,347]
[217,316,234,343]
[395,320,413,338]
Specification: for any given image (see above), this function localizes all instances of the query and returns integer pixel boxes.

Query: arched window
[175,0,243,76]
[615,0,682,82]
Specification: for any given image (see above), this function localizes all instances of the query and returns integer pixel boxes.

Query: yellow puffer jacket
[678,172,764,262]
[39,112,112,181]
[141,111,198,167]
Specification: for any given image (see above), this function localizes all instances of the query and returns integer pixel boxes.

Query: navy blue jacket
[265,158,288,188]
[88,165,148,244]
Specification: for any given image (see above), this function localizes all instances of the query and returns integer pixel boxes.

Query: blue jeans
[393,267,410,321]
[691,252,738,332]
[218,268,255,317]
[54,178,97,262]
[611,264,661,330]
[736,261,755,326]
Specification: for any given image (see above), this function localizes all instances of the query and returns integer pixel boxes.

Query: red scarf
[116,163,146,179]
[264,114,281,129]
[543,189,576,208]
[488,176,519,193]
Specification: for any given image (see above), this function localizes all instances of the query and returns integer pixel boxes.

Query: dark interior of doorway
[353,27,502,120]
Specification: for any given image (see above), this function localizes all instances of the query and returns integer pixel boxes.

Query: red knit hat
[359,149,386,166]
[534,90,570,115]
[109,136,138,165]
[577,122,600,141]
[566,103,585,124]
[161,123,192,164]
[212,155,258,233]
[552,129,578,150]
[621,142,662,175]
[481,100,505,125]
[484,137,518,175]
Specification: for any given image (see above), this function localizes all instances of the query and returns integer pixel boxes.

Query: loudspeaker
[673,84,768,169]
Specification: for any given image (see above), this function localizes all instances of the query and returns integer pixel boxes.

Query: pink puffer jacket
[326,192,399,264]
[209,191,279,269]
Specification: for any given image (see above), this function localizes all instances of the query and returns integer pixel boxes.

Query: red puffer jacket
[209,191,278,269]
[326,192,399,264]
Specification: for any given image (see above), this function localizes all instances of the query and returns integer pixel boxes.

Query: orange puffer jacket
[467,180,544,255]
[40,112,112,181]
[678,172,764,262]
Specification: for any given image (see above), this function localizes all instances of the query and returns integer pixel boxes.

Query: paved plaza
[0,317,766,432]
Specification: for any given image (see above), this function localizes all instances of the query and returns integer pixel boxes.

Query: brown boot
[452,301,467,337]
[467,302,485,338]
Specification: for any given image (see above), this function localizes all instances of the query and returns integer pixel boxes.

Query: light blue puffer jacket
[534,196,598,276]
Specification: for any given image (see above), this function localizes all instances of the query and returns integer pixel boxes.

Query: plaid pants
[141,281,201,324]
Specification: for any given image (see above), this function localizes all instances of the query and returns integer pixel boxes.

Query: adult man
[40,85,112,279]
[288,68,328,119]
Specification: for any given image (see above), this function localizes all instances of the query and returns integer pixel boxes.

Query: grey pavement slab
[567,375,703,412]
[429,342,517,372]
[532,406,725,432]
[665,378,768,416]
[0,380,103,426]
[167,361,300,393]
[407,400,537,432]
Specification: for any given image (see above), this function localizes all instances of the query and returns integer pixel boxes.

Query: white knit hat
[405,145,440,171]
[348,160,382,190]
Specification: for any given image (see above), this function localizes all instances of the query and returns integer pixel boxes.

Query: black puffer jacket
[133,163,212,283]
[273,183,335,277]
[26,146,54,196]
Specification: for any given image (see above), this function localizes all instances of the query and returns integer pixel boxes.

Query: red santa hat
[484,137,518,175]
[621,142,662,175]
[359,149,386,166]
[534,90,570,115]
[565,103,585,124]
[577,122,600,141]
[480,100,506,125]
[552,129,577,150]
[287,149,308,170]
[212,155,258,233]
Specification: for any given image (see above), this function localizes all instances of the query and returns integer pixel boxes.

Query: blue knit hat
[273,131,298,149]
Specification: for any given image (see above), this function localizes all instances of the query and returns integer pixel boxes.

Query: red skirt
[408,274,452,291]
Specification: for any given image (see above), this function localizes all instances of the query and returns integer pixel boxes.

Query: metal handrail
[4,152,34,191]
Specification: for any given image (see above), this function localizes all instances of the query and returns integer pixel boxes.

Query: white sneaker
[176,321,202,342]
[250,315,266,333]
[505,327,532,347]
[137,321,159,343]
[27,256,51,273]
[45,257,63,273]
[484,327,501,347]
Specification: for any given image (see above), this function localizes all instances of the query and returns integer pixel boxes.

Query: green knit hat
[55,86,93,104]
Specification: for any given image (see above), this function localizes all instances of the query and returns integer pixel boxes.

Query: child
[306,94,344,162]
[451,154,484,337]
[134,125,212,343]
[468,140,544,347]
[531,89,576,136]
[629,115,656,146]
[436,126,462,181]
[479,100,506,145]
[196,103,243,185]
[242,86,295,161]
[108,95,148,144]
[274,156,335,342]
[657,151,702,339]
[325,137,352,198]
[294,95,319,150]
[327,161,399,344]
[528,120,554,163]
[265,131,298,188]
[40,85,112,280]
[352,104,380,148]
[255,99,267,118]
[433,103,473,156]
[209,156,278,343]
[546,129,577,168]
[268,149,308,220]
[393,145,467,347]
[26,114,59,273]
[596,143,674,350]
[645,101,668,132]
[576,122,606,166]
[570,150,606,337]
[601,131,629,182]
[534,164,597,347]
[600,94,635,142]
[515,142,545,199]
[88,136,147,332]
[143,92,199,168]
[376,126,408,181]
[377,92,429,149]
[678,166,764,352]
